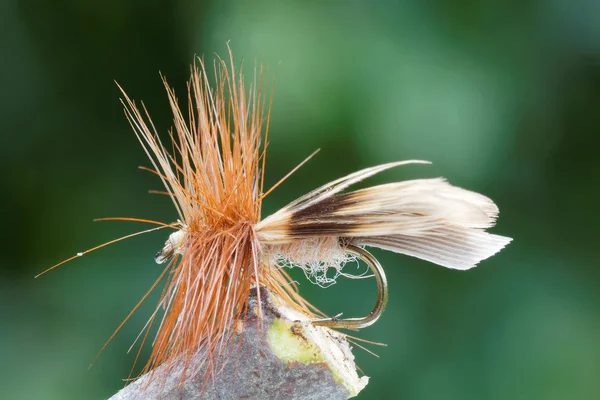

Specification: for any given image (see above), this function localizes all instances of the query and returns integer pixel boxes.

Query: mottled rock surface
[110,288,368,400]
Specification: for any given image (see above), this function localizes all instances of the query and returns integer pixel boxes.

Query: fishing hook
[312,244,388,329]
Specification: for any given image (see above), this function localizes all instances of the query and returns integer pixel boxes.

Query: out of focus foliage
[1,1,599,399]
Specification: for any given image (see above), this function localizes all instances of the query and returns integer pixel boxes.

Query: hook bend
[312,244,388,329]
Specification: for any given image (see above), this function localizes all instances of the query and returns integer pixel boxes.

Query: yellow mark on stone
[267,319,325,363]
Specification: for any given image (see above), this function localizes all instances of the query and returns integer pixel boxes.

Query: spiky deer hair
[39,49,511,384]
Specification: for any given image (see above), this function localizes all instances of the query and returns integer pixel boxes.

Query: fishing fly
[38,48,511,383]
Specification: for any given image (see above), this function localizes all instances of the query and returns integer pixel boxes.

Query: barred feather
[257,163,511,270]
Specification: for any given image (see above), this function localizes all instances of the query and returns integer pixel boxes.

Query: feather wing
[356,228,511,270]
[257,162,511,270]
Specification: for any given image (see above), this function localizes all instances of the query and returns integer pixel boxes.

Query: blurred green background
[2,0,599,399]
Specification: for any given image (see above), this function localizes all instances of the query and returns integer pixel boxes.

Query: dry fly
[38,48,511,384]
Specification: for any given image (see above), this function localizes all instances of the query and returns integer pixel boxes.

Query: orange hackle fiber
[116,51,316,383]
